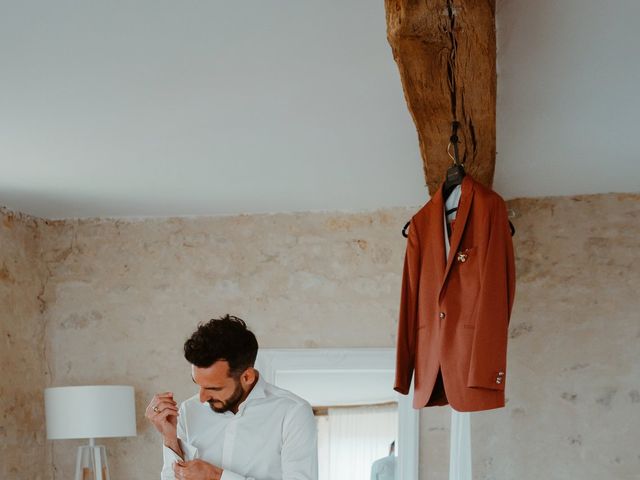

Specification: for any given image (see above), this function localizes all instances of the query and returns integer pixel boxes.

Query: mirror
[256,348,419,480]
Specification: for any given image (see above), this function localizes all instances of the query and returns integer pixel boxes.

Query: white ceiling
[495,0,640,199]
[1,0,638,219]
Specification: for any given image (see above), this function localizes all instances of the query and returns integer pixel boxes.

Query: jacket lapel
[439,175,475,300]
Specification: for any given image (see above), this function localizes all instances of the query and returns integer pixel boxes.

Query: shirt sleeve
[220,402,318,480]
[281,402,318,480]
[160,403,200,480]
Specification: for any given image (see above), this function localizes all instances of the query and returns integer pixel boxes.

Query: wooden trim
[312,401,399,416]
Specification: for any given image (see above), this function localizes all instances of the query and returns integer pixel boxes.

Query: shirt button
[439,312,446,319]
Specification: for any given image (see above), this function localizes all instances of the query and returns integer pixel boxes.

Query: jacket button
[439,312,446,319]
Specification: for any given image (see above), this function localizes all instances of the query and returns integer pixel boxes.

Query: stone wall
[2,192,639,479]
[38,209,408,479]
[420,193,640,479]
[0,208,49,479]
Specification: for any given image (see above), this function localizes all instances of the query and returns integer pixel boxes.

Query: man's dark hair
[184,315,258,376]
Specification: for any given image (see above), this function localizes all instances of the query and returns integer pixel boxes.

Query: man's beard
[207,380,245,413]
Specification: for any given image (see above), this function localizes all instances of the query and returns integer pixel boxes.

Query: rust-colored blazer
[394,175,516,412]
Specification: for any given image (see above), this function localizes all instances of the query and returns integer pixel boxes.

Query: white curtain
[317,404,397,480]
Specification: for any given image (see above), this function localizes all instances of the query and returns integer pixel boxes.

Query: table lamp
[45,385,137,480]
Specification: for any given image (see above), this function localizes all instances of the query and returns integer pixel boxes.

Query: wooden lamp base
[74,440,110,480]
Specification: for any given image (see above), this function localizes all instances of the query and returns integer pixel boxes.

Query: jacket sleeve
[467,198,516,391]
[394,218,422,395]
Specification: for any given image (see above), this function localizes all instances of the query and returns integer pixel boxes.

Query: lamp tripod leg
[94,444,103,480]
[74,446,83,480]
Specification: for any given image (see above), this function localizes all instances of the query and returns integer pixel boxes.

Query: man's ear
[240,367,257,388]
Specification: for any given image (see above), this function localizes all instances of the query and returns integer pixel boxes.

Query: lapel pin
[457,251,468,263]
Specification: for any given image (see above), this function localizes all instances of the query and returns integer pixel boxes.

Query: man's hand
[145,392,180,451]
[173,459,223,480]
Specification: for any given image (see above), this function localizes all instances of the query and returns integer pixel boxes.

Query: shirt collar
[236,370,266,416]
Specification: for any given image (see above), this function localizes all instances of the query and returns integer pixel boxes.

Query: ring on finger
[153,405,160,413]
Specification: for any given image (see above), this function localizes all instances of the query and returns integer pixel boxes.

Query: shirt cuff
[220,469,247,480]
[162,439,199,463]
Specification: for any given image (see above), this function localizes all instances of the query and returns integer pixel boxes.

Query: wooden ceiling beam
[385,0,496,195]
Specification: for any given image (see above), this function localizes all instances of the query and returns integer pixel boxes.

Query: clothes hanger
[403,124,464,238]
[441,122,516,237]
[443,122,465,203]
[401,123,516,238]
[402,220,411,238]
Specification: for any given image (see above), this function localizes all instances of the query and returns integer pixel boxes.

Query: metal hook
[447,141,464,167]
[447,142,455,162]
[448,121,463,166]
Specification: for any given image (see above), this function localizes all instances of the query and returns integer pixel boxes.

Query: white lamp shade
[45,385,137,440]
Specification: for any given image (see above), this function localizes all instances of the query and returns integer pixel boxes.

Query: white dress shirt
[443,183,473,475]
[370,455,396,480]
[161,373,318,480]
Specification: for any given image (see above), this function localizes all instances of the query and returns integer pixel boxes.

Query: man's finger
[151,392,174,404]
[151,400,178,412]
[145,398,177,416]
[151,406,179,418]
[153,408,179,422]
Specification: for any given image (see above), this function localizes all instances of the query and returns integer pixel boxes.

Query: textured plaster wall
[420,193,640,479]
[38,209,406,479]
[0,208,50,479]
[2,192,638,479]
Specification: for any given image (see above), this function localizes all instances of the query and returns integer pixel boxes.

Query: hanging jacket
[394,175,516,412]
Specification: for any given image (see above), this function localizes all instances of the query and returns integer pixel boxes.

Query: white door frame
[256,348,419,480]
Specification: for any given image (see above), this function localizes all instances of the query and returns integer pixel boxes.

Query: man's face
[192,361,246,413]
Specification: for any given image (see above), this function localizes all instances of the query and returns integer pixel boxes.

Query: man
[370,441,396,480]
[145,315,318,480]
